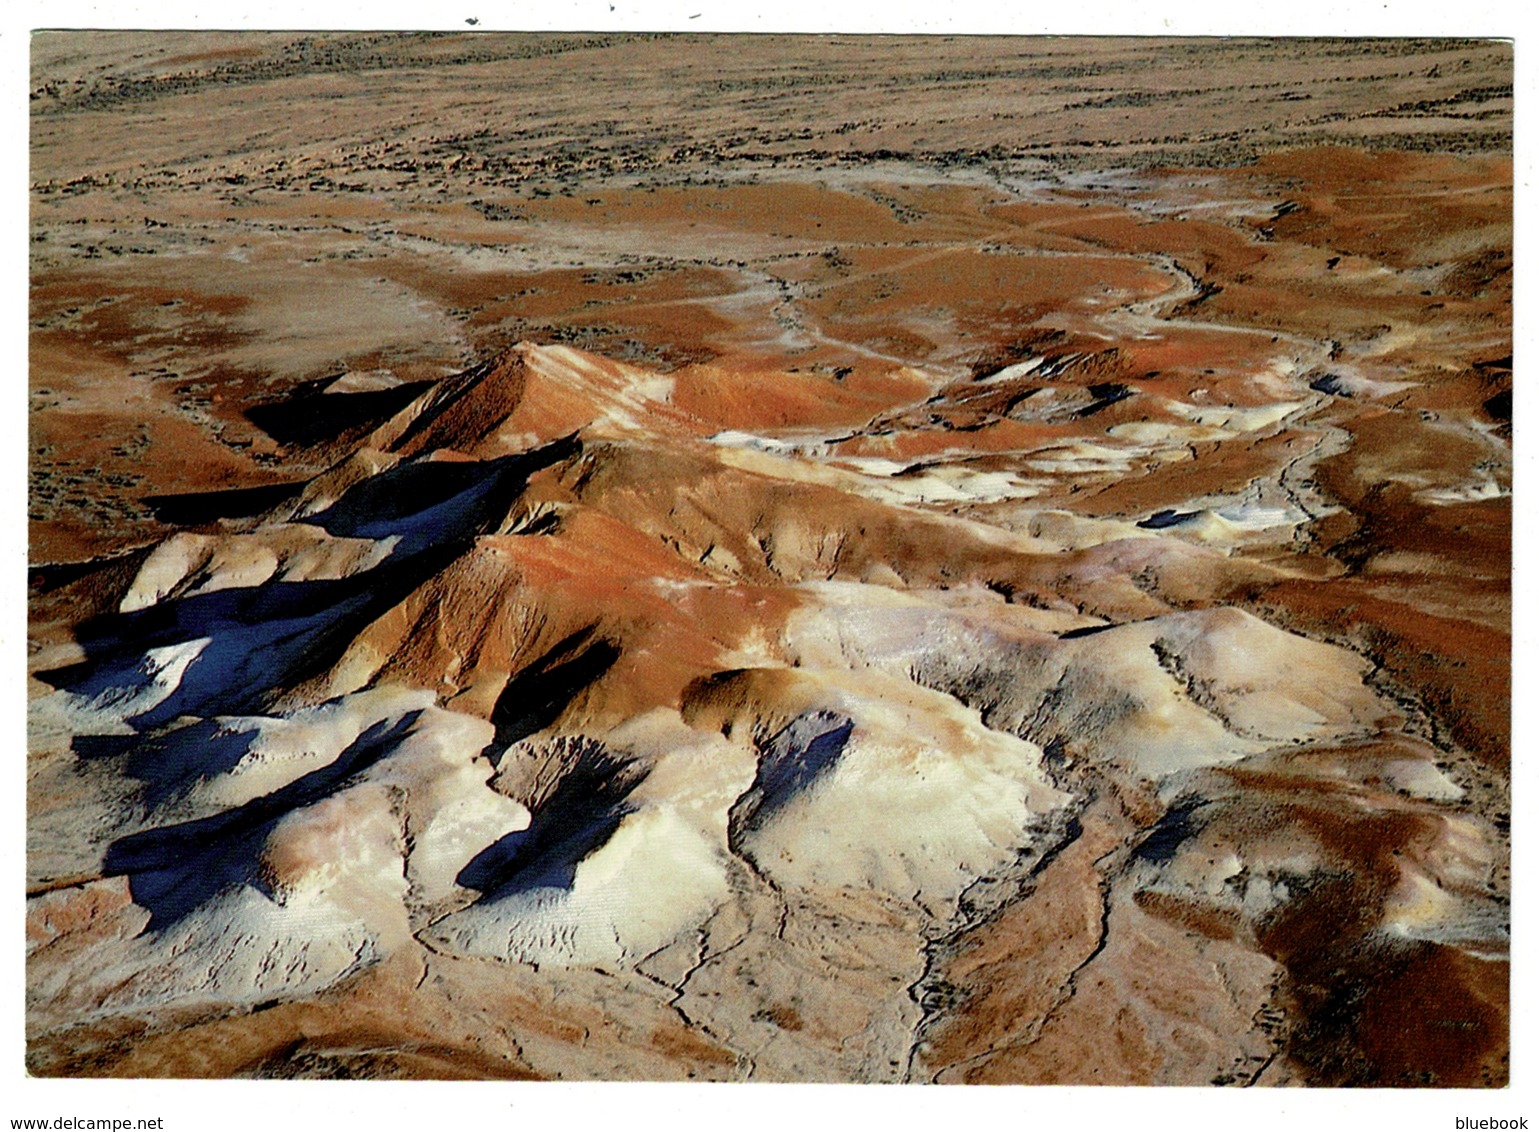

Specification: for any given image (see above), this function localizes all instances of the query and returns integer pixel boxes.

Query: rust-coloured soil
[27,33,1510,1087]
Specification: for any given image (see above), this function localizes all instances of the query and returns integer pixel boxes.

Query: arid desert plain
[27,33,1512,1084]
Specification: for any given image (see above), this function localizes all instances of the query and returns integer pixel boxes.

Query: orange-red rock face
[28,33,1509,1084]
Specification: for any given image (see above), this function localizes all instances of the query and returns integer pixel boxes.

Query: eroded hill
[27,33,1510,1084]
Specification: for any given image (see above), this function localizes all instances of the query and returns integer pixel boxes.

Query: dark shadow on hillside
[74,719,262,811]
[486,626,621,754]
[457,740,641,898]
[103,713,419,931]
[35,540,468,729]
[28,545,157,597]
[1074,382,1134,418]
[142,482,306,527]
[728,710,853,850]
[1138,508,1199,530]
[36,436,588,731]
[299,435,581,552]
[1132,796,1209,863]
[246,381,436,446]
